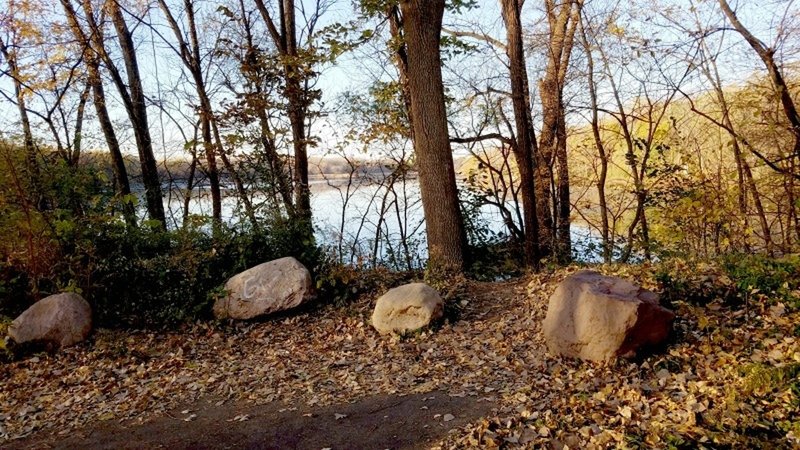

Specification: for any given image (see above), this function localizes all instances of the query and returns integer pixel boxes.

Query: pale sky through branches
[0,0,797,160]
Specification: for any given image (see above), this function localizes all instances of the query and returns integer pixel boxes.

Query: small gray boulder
[213,257,313,320]
[542,270,675,362]
[371,283,444,334]
[8,292,92,348]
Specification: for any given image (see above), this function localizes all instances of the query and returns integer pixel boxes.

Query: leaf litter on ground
[0,265,798,448]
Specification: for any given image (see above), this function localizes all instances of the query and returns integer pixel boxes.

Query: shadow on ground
[10,390,495,450]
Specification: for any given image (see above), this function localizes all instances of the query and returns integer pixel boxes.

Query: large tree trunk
[500,0,540,267]
[537,0,580,260]
[554,8,578,262]
[61,0,136,226]
[282,0,311,227]
[107,0,166,228]
[399,0,466,275]
[555,99,571,262]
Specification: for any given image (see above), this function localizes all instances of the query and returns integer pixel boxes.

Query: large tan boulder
[8,292,92,348]
[213,257,313,320]
[542,270,675,362]
[371,283,444,334]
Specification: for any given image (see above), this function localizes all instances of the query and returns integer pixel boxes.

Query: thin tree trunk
[555,1,579,262]
[62,0,136,226]
[538,0,580,258]
[183,126,199,225]
[71,81,91,166]
[500,0,540,267]
[236,0,294,214]
[107,0,166,228]
[0,36,39,183]
[580,21,610,262]
[695,22,773,253]
[210,120,259,227]
[719,0,800,160]
[253,0,312,233]
[387,4,414,140]
[257,110,294,212]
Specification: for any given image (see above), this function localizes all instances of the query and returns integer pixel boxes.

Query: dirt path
[9,390,494,450]
[2,278,536,449]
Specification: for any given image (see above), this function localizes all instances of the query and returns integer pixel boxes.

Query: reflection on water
[158,179,602,267]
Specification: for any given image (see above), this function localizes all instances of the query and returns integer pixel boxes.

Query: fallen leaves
[0,267,798,449]
[436,267,800,449]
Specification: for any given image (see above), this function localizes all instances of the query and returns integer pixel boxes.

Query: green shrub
[314,257,419,306]
[656,254,800,309]
[0,316,12,362]
[655,258,737,305]
[0,140,332,328]
[63,217,321,328]
[0,262,29,318]
[720,254,800,306]
[741,362,800,407]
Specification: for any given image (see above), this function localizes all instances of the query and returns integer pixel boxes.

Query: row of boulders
[212,256,444,335]
[6,259,674,363]
[5,257,443,349]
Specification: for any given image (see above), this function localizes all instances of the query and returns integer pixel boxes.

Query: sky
[0,0,798,161]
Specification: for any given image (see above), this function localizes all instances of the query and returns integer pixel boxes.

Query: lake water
[160,178,601,267]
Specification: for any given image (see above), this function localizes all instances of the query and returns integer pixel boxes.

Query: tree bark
[70,81,91,166]
[158,0,223,225]
[387,4,414,140]
[579,20,610,262]
[399,0,466,274]
[61,0,136,226]
[253,0,312,231]
[538,0,580,260]
[237,3,295,214]
[0,36,39,183]
[554,3,580,262]
[106,0,166,228]
[500,0,540,267]
[719,0,800,160]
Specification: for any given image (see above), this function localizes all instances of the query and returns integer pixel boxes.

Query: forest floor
[1,266,799,449]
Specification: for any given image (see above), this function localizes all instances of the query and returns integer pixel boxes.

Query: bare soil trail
[9,390,493,449]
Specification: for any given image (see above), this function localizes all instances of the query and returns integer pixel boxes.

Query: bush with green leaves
[720,253,800,307]
[655,258,737,306]
[656,254,800,309]
[53,217,322,328]
[313,258,419,307]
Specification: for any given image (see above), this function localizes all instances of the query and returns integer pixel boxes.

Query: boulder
[213,257,313,320]
[371,283,444,334]
[8,292,92,348]
[542,270,675,362]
